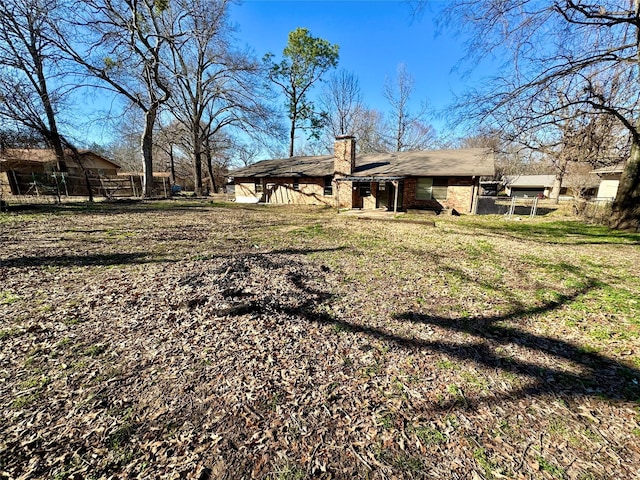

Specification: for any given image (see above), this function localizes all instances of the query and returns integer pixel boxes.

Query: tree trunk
[193,131,203,196]
[34,45,67,173]
[609,139,640,231]
[549,156,568,205]
[289,112,296,157]
[204,139,216,193]
[206,151,216,193]
[141,109,157,198]
[549,177,562,204]
[610,7,640,231]
[169,144,176,185]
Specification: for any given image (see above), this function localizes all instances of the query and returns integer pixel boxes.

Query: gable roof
[0,148,120,170]
[231,148,494,179]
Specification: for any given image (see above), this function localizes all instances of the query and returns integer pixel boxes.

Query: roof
[591,163,625,175]
[231,148,494,179]
[503,175,556,188]
[0,148,120,169]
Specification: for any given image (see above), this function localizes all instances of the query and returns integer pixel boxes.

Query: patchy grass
[1,200,639,479]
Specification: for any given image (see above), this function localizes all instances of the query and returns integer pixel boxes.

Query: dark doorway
[378,181,403,211]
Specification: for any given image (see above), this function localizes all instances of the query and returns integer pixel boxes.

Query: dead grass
[1,200,639,479]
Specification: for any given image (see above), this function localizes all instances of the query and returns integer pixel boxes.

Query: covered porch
[334,176,405,213]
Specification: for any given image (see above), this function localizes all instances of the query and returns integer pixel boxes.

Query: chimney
[334,136,356,177]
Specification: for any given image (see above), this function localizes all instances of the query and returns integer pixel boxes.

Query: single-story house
[1,148,127,197]
[231,136,495,214]
[502,174,567,198]
[592,163,625,201]
[0,148,120,176]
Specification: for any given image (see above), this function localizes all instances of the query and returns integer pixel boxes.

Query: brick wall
[235,177,334,205]
[334,136,356,177]
[403,177,476,213]
[334,180,352,209]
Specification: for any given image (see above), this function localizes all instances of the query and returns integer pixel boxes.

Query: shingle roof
[0,148,120,169]
[231,148,494,178]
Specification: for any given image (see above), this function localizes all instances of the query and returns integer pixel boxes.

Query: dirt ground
[1,201,639,479]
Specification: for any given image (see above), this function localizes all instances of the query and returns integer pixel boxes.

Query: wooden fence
[2,171,170,200]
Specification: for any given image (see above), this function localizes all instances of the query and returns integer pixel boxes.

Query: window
[432,178,448,200]
[416,178,433,200]
[324,177,333,196]
[358,182,371,197]
[254,181,263,193]
[293,179,300,191]
[416,177,448,200]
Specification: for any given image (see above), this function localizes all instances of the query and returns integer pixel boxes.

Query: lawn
[1,201,639,479]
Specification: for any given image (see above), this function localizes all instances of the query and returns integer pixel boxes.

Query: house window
[416,177,448,200]
[432,178,448,200]
[358,182,371,197]
[293,179,300,191]
[416,178,433,200]
[255,181,263,193]
[324,177,333,196]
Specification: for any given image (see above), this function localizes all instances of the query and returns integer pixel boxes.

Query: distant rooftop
[503,175,556,188]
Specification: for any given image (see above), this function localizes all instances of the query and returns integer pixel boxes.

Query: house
[1,148,124,197]
[592,163,625,201]
[231,136,494,214]
[502,174,566,198]
[0,148,121,176]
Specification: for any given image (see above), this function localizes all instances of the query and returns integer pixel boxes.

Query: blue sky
[229,0,489,136]
[80,1,497,150]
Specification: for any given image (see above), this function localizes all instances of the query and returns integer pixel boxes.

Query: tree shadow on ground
[302,288,639,405]
[458,219,640,245]
[0,252,171,268]
[213,250,639,407]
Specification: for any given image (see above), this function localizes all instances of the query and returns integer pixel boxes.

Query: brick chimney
[334,136,356,177]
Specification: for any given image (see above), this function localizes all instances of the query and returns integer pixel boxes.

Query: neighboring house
[0,148,120,176]
[502,175,567,198]
[231,136,494,214]
[1,148,123,196]
[592,163,625,201]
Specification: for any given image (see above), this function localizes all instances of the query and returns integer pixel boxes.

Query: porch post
[393,180,399,214]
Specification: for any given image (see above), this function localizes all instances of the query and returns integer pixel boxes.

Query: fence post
[530,197,538,218]
[61,172,69,196]
[12,171,21,195]
[508,196,516,219]
[32,173,39,196]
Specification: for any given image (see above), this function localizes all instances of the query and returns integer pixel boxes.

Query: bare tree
[382,63,435,152]
[0,0,68,169]
[419,1,640,229]
[164,0,278,195]
[564,161,599,199]
[56,0,172,197]
[230,140,261,168]
[320,69,363,138]
[353,107,388,154]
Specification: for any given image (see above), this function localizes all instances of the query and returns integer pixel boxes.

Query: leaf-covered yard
[1,201,639,479]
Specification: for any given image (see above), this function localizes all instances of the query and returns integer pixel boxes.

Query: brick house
[231,136,495,214]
